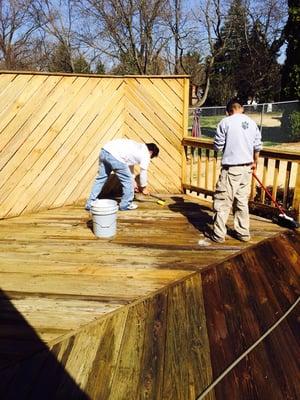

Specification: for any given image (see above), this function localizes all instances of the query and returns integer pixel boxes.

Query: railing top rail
[182,137,214,149]
[182,137,300,162]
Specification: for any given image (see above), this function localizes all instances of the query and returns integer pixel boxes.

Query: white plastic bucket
[91,199,118,238]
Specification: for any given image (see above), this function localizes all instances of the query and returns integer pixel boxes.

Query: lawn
[188,112,296,147]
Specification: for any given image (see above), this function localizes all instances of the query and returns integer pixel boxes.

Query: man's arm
[138,148,151,194]
[214,121,226,151]
[252,150,260,171]
[252,125,262,171]
[139,168,149,194]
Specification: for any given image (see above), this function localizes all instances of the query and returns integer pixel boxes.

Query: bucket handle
[94,221,115,229]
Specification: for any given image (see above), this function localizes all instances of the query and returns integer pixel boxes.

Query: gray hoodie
[214,113,262,166]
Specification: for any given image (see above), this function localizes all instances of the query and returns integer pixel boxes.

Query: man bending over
[85,139,159,211]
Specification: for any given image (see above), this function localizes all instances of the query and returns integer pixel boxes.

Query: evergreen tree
[281,0,300,100]
[95,61,106,74]
[239,21,281,102]
[49,43,73,73]
[73,55,91,74]
[208,0,282,105]
[208,0,250,105]
[180,51,205,86]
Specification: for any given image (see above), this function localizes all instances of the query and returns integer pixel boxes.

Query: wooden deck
[0,195,299,399]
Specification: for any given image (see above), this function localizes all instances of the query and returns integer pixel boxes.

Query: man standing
[85,139,159,211]
[209,98,262,242]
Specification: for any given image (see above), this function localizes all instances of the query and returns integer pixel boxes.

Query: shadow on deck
[0,195,299,399]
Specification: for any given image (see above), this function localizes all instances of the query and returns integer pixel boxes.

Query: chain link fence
[189,100,300,145]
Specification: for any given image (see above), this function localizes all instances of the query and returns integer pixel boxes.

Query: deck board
[204,305,300,400]
[0,195,284,345]
[0,195,298,399]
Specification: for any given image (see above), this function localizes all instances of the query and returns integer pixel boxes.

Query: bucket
[91,199,118,238]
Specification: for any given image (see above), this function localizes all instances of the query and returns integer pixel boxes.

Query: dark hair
[146,143,159,158]
[226,97,243,114]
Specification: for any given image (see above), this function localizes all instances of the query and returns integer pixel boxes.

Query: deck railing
[182,137,300,221]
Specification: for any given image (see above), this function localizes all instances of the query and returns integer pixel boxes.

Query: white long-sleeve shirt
[214,113,262,165]
[103,139,150,186]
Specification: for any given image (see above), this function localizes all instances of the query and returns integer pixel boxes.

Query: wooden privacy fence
[0,71,189,219]
[182,137,300,221]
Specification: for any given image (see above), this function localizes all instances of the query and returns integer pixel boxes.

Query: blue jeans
[85,149,134,210]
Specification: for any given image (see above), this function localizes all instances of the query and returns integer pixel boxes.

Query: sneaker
[119,202,138,211]
[204,230,225,243]
[230,230,251,242]
[235,234,251,242]
[209,233,225,243]
[85,205,91,212]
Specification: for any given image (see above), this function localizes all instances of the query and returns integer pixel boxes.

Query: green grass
[188,114,293,145]
[188,114,223,129]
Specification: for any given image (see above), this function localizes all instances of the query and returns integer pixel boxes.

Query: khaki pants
[213,165,252,240]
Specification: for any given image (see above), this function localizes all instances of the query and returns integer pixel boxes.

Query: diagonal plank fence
[0,71,189,219]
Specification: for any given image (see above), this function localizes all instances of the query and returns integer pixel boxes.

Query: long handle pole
[150,193,164,201]
[252,172,286,215]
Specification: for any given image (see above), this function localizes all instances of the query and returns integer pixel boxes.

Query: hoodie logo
[242,121,249,130]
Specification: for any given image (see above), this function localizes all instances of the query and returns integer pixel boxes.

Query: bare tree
[246,0,286,48]
[163,0,197,74]
[0,0,38,69]
[165,0,184,73]
[30,0,85,72]
[192,0,287,105]
[76,0,171,74]
[192,0,231,105]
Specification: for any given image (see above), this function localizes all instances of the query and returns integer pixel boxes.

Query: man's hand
[140,187,150,195]
[251,162,257,171]
[133,180,139,193]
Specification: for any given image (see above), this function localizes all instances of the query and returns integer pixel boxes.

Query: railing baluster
[189,147,193,186]
[261,158,269,204]
[272,159,280,202]
[292,163,300,222]
[197,147,202,188]
[205,149,210,193]
[283,161,292,208]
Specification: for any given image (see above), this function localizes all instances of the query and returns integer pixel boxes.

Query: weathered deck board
[201,240,300,379]
[204,305,300,400]
[0,195,299,399]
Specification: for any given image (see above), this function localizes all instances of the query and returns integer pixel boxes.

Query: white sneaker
[127,202,138,210]
[119,202,138,211]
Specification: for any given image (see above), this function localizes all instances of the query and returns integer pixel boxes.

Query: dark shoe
[236,234,251,242]
[204,230,225,243]
[231,231,251,242]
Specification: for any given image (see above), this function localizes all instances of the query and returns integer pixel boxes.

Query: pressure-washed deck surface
[0,195,299,399]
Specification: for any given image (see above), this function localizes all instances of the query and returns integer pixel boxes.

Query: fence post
[259,103,264,133]
[182,78,190,192]
[292,163,300,222]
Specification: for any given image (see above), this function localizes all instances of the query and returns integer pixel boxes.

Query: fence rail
[182,137,300,221]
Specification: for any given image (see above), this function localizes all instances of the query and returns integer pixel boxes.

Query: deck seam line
[196,295,300,400]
